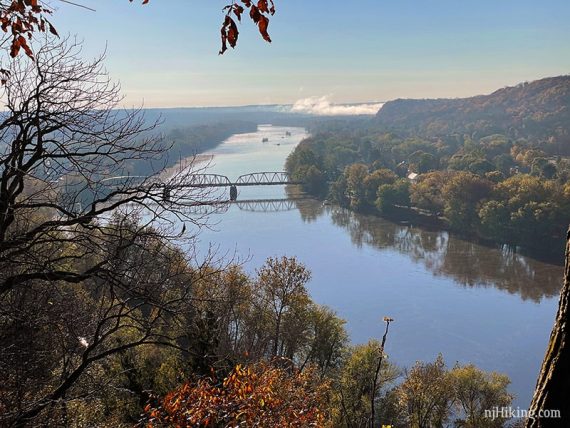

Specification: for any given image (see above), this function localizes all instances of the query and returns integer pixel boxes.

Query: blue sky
[54,0,570,107]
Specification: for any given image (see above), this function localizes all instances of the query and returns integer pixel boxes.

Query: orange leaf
[258,15,271,43]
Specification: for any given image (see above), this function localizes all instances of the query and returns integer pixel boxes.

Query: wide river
[186,125,562,408]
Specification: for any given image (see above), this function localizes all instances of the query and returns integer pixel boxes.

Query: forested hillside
[375,76,570,147]
[287,76,570,255]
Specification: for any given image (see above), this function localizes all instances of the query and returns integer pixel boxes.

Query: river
[187,124,562,408]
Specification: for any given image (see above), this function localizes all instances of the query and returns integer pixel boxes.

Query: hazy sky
[54,0,570,108]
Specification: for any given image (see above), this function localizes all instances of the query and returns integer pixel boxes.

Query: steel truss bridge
[175,172,300,188]
[108,172,304,212]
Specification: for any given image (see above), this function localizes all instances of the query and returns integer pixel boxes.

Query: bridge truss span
[235,171,299,186]
[179,174,232,188]
[172,171,302,191]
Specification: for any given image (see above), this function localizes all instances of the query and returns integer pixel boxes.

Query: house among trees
[407,172,419,182]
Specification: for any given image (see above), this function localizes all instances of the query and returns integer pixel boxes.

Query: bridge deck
[181,181,302,188]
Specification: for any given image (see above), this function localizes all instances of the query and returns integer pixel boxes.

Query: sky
[53,0,570,108]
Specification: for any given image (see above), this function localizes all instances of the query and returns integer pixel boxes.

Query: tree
[344,163,370,211]
[0,38,213,298]
[329,173,350,206]
[410,171,451,214]
[176,260,348,377]
[0,38,219,425]
[180,265,256,374]
[369,317,394,428]
[530,158,557,179]
[441,172,492,231]
[295,164,327,196]
[376,179,410,214]
[301,305,348,379]
[256,256,311,358]
[478,200,511,242]
[527,229,570,427]
[363,168,397,206]
[488,174,567,246]
[286,145,328,196]
[396,355,454,428]
[334,340,400,428]
[394,356,514,428]
[468,159,496,176]
[141,362,333,427]
[449,364,513,428]
[0,0,276,66]
[0,211,219,426]
[408,150,437,173]
[493,153,515,175]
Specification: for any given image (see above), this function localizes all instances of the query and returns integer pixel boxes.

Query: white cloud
[290,96,383,116]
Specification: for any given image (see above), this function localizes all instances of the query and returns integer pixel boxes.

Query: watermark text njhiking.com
[485,406,561,420]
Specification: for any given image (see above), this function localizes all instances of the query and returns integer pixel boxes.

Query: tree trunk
[526,229,570,427]
[273,311,282,357]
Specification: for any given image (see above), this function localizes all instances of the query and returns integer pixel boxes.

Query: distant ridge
[375,75,570,140]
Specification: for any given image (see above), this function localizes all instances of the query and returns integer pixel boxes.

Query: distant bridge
[176,172,301,188]
[167,171,302,202]
[101,172,303,205]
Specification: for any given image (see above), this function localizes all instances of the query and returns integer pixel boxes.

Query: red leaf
[10,38,21,58]
[249,5,261,23]
[18,35,34,58]
[233,4,244,21]
[257,0,269,13]
[227,17,239,48]
[258,15,271,43]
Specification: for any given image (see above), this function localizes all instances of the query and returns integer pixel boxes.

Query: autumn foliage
[142,362,332,427]
[0,0,56,59]
[0,0,275,62]
[220,0,275,54]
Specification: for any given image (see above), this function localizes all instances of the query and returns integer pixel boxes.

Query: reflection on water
[192,125,563,408]
[289,190,562,302]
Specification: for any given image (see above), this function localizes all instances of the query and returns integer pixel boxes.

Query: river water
[188,125,562,408]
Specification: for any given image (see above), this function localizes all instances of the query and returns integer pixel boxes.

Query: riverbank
[189,125,561,409]
[285,129,570,264]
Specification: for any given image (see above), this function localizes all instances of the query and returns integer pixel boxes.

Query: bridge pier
[229,185,238,201]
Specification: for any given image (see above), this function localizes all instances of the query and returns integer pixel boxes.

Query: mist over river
[186,125,562,408]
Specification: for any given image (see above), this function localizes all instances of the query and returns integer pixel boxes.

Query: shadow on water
[289,192,563,303]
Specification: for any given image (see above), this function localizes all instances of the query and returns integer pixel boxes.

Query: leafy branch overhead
[0,0,57,59]
[0,0,275,61]
[220,0,275,54]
